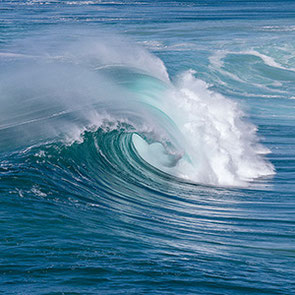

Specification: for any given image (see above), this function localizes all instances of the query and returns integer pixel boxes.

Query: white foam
[243,50,295,72]
[209,50,227,69]
[138,40,165,51]
[134,70,275,186]
[209,49,295,73]
[261,25,295,32]
[0,52,32,58]
[65,1,103,5]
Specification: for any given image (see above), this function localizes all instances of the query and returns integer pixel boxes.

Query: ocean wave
[0,32,274,187]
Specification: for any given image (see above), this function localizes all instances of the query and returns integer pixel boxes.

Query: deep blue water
[1,1,295,294]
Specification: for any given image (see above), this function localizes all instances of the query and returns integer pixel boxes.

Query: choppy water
[1,1,295,294]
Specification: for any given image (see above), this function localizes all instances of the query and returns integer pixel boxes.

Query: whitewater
[1,1,295,294]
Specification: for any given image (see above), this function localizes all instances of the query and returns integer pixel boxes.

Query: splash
[134,70,274,186]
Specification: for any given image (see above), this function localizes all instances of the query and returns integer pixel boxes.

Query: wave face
[1,1,295,295]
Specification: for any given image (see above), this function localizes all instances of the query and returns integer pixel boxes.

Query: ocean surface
[1,1,295,294]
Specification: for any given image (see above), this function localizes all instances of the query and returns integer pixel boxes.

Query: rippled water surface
[1,1,295,294]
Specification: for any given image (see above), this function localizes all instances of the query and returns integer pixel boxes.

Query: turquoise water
[1,1,295,294]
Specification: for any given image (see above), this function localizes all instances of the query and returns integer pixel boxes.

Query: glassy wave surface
[1,1,295,294]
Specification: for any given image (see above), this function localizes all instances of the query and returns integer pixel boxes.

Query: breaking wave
[0,32,274,187]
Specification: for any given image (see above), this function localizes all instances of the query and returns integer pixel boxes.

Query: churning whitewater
[0,34,274,187]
